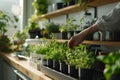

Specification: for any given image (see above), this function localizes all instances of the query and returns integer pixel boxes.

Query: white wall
[0,0,20,37]
[0,0,34,37]
[48,2,118,26]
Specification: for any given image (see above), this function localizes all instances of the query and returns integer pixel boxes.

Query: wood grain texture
[0,53,52,80]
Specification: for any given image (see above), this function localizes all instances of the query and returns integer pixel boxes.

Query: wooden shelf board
[56,39,120,46]
[82,40,120,46]
[34,0,119,21]
[35,4,83,21]
[88,0,119,7]
[0,53,52,80]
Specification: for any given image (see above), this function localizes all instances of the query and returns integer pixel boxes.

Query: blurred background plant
[0,10,18,53]
[32,0,48,15]
[97,50,120,80]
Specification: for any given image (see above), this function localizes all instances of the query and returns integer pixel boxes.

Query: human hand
[68,31,87,49]
[68,23,98,49]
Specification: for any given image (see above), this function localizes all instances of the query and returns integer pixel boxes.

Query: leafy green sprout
[97,50,120,80]
[66,44,95,69]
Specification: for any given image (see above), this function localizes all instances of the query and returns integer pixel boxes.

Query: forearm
[77,23,98,38]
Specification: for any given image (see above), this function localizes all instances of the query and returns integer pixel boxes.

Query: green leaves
[32,0,48,15]
[0,35,13,53]
[59,17,79,32]
[45,22,60,33]
[0,10,18,34]
[29,40,94,69]
[13,30,28,42]
[66,44,95,69]
[97,50,120,80]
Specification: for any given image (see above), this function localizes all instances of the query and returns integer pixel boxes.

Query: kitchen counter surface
[0,52,52,80]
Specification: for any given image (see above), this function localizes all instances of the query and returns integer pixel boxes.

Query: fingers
[68,37,76,49]
[68,41,75,49]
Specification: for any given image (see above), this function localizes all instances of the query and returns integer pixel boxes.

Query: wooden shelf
[82,40,120,46]
[0,53,52,80]
[34,0,119,21]
[56,39,120,46]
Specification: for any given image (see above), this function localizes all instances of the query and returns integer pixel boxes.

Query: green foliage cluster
[45,22,60,34]
[97,50,120,80]
[0,10,18,53]
[59,17,79,32]
[32,0,48,15]
[26,21,40,31]
[66,44,95,69]
[13,30,28,42]
[0,10,18,34]
[29,39,95,69]
[45,41,68,62]
[0,35,13,53]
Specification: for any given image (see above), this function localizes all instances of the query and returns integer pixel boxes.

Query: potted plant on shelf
[97,50,120,80]
[13,30,28,44]
[44,22,60,39]
[0,10,18,53]
[12,30,28,55]
[59,17,79,39]
[26,20,42,39]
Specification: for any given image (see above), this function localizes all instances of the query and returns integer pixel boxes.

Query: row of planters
[28,39,105,80]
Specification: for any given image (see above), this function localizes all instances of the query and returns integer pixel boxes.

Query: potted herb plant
[97,50,120,80]
[12,30,28,56]
[26,20,42,39]
[66,44,95,79]
[59,17,79,39]
[13,30,28,44]
[45,22,60,39]
[0,10,18,53]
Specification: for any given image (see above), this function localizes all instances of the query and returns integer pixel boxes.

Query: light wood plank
[0,53,52,80]
[56,39,120,46]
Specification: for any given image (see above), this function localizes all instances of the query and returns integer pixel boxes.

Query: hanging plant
[32,0,48,15]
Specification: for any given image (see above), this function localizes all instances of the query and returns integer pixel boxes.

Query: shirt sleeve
[96,2,120,32]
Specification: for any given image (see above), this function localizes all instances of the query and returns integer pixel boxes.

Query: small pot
[29,29,42,39]
[70,65,78,79]
[53,60,60,71]
[61,62,68,75]
[47,59,53,69]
